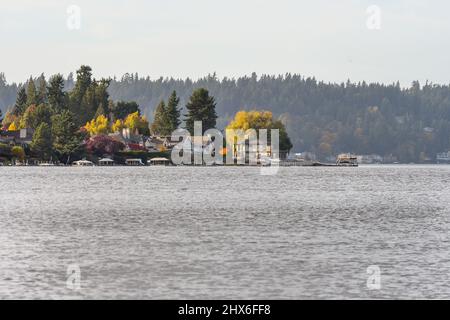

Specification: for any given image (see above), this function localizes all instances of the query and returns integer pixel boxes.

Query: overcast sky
[1,0,449,86]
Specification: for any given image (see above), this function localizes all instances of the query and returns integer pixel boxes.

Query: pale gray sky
[1,0,449,85]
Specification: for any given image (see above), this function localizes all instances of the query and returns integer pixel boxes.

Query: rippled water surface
[1,165,450,299]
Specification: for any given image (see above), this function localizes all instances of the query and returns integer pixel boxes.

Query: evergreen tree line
[3,71,450,162]
[151,88,217,136]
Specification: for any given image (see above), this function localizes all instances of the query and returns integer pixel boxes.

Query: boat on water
[38,162,56,166]
[437,151,450,164]
[336,153,358,167]
[72,159,95,167]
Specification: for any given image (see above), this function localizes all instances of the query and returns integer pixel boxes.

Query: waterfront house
[145,137,162,152]
[146,136,182,151]
[109,128,147,152]
[230,133,289,164]
[0,128,34,146]
[126,142,147,152]
[162,136,183,150]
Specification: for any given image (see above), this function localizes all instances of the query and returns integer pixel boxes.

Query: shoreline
[1,163,448,167]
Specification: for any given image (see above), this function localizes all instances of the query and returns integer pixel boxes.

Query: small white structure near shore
[126,158,145,166]
[356,154,383,164]
[73,160,95,166]
[148,157,171,166]
[98,158,114,166]
[437,151,450,164]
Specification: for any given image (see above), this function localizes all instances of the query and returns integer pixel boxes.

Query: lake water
[1,165,450,299]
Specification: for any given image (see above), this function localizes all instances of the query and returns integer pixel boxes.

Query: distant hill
[0,73,18,116]
[2,72,450,162]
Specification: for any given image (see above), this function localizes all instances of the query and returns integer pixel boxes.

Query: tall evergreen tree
[47,74,67,112]
[151,100,170,136]
[12,87,28,116]
[36,74,47,105]
[73,65,92,102]
[70,75,111,125]
[51,110,83,163]
[26,77,37,106]
[94,79,111,115]
[185,88,217,135]
[69,65,93,123]
[165,90,181,133]
[31,122,53,160]
[21,104,53,129]
[184,88,217,135]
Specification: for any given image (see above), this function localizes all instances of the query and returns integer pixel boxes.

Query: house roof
[0,129,34,143]
[1,130,20,139]
[127,143,146,151]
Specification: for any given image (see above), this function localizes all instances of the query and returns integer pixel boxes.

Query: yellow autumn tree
[85,114,110,136]
[227,110,274,131]
[111,119,124,133]
[226,110,293,152]
[124,112,150,135]
[8,122,18,131]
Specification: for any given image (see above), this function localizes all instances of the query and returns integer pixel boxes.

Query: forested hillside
[0,74,18,115]
[2,72,450,162]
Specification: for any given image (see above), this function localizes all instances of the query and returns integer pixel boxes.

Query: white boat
[38,162,56,166]
[72,160,95,167]
[336,154,358,167]
[437,152,450,164]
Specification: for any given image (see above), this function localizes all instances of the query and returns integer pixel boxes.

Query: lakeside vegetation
[0,66,292,165]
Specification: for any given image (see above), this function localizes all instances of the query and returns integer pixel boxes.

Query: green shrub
[11,146,25,160]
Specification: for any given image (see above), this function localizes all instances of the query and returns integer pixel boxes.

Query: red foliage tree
[86,135,125,157]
